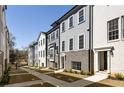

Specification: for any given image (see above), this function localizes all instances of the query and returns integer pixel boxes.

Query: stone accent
[64,50,89,72]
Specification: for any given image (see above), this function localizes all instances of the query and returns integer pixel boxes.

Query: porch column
[94,51,99,72]
[107,51,110,73]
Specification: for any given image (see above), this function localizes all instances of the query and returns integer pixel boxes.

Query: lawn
[47,73,82,82]
[29,82,55,87]
[86,79,124,87]
[9,74,41,84]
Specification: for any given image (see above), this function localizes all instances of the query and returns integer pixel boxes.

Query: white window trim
[121,16,124,40]
[78,34,85,50]
[78,7,86,24]
[61,21,65,33]
[68,15,74,29]
[107,18,120,43]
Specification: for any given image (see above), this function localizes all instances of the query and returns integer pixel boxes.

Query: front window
[108,18,119,41]
[62,41,65,51]
[43,50,45,57]
[79,9,84,23]
[62,22,65,32]
[69,16,73,28]
[43,38,45,45]
[50,48,54,59]
[41,51,42,57]
[41,40,42,46]
[79,35,84,49]
[122,16,124,38]
[56,30,59,38]
[69,38,73,50]
[72,61,81,70]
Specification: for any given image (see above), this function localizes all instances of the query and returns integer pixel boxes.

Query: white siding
[93,6,124,73]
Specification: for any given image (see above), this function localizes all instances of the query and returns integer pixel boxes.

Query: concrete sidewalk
[21,67,108,87]
[21,67,69,87]
[4,80,43,87]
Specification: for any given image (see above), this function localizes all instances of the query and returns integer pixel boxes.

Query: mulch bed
[47,73,81,82]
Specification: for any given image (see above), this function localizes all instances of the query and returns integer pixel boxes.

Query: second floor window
[62,41,65,51]
[43,50,45,57]
[62,22,65,32]
[43,38,45,45]
[48,35,50,42]
[41,51,42,57]
[108,18,119,41]
[56,30,59,38]
[69,38,73,50]
[79,9,84,23]
[122,16,124,38]
[51,32,55,41]
[69,16,73,28]
[41,40,42,46]
[79,35,84,49]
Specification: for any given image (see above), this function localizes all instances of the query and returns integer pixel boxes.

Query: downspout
[88,5,93,73]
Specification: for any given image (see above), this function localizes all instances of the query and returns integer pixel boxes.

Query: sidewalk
[21,67,70,87]
[4,80,43,87]
[21,67,108,87]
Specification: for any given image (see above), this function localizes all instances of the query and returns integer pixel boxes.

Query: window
[79,9,85,23]
[72,61,81,70]
[79,35,84,49]
[69,16,73,28]
[108,18,119,40]
[56,46,58,54]
[39,41,40,46]
[69,38,73,50]
[50,48,54,59]
[122,16,124,38]
[41,40,42,46]
[43,38,45,45]
[62,41,65,51]
[62,22,65,32]
[51,32,55,41]
[56,30,59,38]
[48,35,50,42]
[43,50,45,57]
[39,51,40,57]
[41,51,42,57]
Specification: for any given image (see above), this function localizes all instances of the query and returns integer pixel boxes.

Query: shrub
[114,73,124,80]
[69,69,73,73]
[74,71,78,74]
[80,71,86,75]
[0,68,10,85]
[86,72,92,76]
[64,69,68,72]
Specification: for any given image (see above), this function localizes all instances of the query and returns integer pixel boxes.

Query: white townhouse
[28,42,36,66]
[37,32,47,67]
[0,5,10,80]
[54,5,92,72]
[46,24,60,69]
[93,6,124,74]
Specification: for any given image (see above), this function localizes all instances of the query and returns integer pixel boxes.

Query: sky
[6,5,73,50]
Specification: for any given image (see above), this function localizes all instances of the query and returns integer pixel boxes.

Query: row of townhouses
[0,5,10,80]
[28,5,124,74]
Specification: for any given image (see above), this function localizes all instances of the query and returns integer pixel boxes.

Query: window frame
[79,34,84,49]
[62,41,65,52]
[69,38,73,50]
[72,61,81,70]
[107,18,119,41]
[62,22,65,32]
[78,8,85,24]
[121,16,124,39]
[69,16,74,29]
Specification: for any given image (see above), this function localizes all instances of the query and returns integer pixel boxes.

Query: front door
[99,51,107,71]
